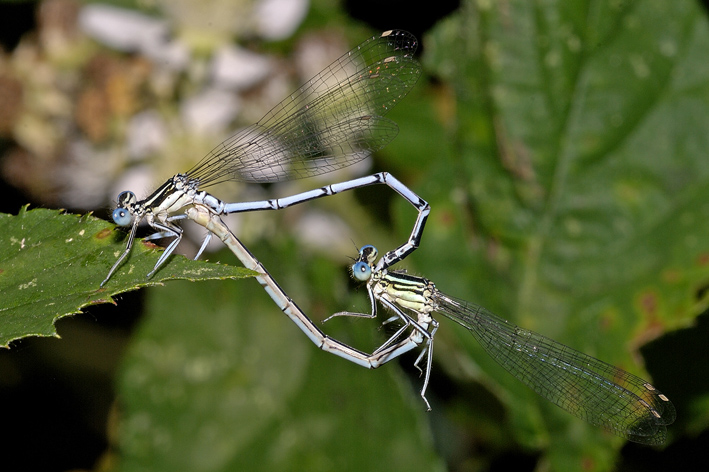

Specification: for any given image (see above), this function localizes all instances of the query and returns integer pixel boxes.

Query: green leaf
[402,0,709,467]
[0,206,255,347]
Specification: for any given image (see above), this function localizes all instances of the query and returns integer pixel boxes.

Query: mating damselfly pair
[102,30,675,445]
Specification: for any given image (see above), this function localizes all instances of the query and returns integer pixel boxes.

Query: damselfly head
[112,191,137,226]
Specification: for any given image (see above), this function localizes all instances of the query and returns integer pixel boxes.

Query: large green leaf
[395,0,709,469]
[0,207,254,347]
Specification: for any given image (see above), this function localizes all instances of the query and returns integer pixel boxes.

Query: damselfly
[102,30,426,286]
[328,244,676,445]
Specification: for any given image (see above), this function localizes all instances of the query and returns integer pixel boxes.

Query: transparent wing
[187,29,421,186]
[434,292,676,445]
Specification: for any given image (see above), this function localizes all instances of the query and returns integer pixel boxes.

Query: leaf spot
[19,278,37,290]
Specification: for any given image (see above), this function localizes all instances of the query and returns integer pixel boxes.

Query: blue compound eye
[352,261,372,282]
[112,208,132,226]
